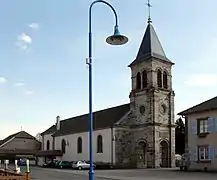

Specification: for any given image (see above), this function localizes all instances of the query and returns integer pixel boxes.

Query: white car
[178,153,191,171]
[72,161,95,170]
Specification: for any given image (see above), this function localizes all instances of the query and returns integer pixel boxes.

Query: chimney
[56,115,60,131]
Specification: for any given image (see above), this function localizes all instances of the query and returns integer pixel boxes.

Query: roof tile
[178,96,217,115]
[129,22,173,67]
[52,103,130,136]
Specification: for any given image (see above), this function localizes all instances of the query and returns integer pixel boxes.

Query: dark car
[56,161,73,169]
[17,159,27,166]
[43,161,56,168]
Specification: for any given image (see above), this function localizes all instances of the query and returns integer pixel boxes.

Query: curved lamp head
[106,26,128,45]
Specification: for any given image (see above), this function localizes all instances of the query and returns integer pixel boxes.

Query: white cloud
[29,23,40,30]
[0,77,7,84]
[17,33,32,50]
[14,82,25,87]
[184,74,217,87]
[25,90,34,95]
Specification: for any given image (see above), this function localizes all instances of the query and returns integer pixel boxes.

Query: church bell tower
[128,1,176,168]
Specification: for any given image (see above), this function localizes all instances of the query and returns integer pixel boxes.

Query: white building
[39,16,176,169]
[39,104,129,166]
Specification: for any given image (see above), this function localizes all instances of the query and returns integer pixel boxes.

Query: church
[39,15,176,168]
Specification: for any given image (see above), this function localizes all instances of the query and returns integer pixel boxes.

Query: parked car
[54,160,60,166]
[17,158,26,166]
[43,160,56,168]
[56,161,73,169]
[178,153,191,171]
[72,161,95,170]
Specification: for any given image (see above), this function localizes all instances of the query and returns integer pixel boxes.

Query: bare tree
[35,133,42,142]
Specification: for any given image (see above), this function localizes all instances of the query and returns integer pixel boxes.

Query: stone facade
[114,127,132,166]
[114,56,176,168]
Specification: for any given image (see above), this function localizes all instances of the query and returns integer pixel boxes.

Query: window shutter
[191,120,197,135]
[209,146,215,162]
[190,147,198,162]
[208,117,215,133]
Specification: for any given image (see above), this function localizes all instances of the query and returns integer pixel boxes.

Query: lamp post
[88,1,128,180]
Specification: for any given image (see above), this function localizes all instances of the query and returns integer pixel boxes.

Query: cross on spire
[146,0,152,23]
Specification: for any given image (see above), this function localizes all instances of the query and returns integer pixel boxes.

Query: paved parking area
[25,167,217,180]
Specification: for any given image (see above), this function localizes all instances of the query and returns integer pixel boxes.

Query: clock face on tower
[159,103,167,115]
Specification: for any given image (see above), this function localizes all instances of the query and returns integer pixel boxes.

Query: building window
[163,71,168,89]
[97,135,103,153]
[157,70,162,88]
[77,137,82,154]
[142,70,148,88]
[46,140,50,150]
[198,119,208,134]
[61,139,66,154]
[198,146,209,161]
[136,72,141,89]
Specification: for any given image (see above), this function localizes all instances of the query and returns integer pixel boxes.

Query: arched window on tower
[97,135,103,153]
[136,72,141,89]
[77,137,82,154]
[163,71,168,89]
[46,140,50,150]
[157,70,162,88]
[61,139,66,154]
[142,70,148,88]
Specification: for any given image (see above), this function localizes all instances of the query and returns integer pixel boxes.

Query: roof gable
[53,103,130,136]
[0,131,38,147]
[0,132,19,147]
[178,96,217,116]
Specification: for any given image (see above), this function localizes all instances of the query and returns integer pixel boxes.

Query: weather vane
[146,0,152,23]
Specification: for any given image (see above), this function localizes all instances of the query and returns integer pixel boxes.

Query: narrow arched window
[142,70,148,88]
[163,71,168,89]
[157,70,162,88]
[61,139,66,154]
[136,72,141,89]
[46,140,50,150]
[77,137,82,153]
[97,135,103,153]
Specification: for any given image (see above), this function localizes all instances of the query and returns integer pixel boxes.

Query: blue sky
[0,0,217,139]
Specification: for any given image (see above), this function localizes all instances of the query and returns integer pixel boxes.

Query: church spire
[128,1,174,67]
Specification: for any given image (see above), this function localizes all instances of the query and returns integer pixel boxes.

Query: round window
[139,105,146,114]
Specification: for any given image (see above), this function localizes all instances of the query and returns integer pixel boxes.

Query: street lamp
[88,1,128,180]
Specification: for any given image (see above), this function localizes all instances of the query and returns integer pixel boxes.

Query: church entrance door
[160,140,169,167]
[136,141,147,168]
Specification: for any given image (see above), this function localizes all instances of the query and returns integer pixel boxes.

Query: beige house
[178,96,217,171]
[0,131,41,161]
[40,16,176,168]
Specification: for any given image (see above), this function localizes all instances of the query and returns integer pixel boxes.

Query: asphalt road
[18,166,217,180]
[26,167,105,180]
